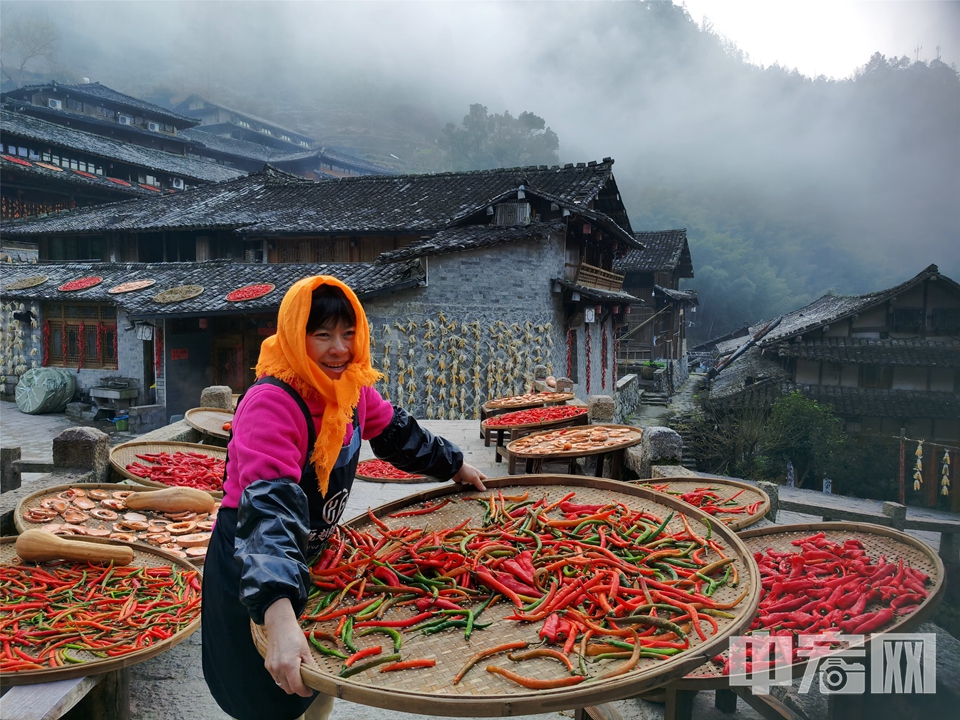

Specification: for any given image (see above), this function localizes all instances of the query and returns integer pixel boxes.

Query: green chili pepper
[308,631,348,659]
[341,616,357,654]
[356,626,402,653]
[339,652,402,678]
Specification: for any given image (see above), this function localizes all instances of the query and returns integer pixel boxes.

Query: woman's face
[306,319,356,380]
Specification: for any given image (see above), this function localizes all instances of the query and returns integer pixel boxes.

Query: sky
[678,0,960,79]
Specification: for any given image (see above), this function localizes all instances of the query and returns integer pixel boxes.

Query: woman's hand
[452,463,487,492]
[263,598,315,697]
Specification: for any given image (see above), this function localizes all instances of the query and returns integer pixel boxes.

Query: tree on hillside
[0,16,60,88]
[438,104,560,171]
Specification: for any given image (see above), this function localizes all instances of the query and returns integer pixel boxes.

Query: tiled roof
[317,147,395,175]
[758,264,958,346]
[797,384,960,420]
[2,161,628,239]
[655,285,698,305]
[173,96,313,143]
[3,82,198,125]
[706,347,791,399]
[615,229,693,276]
[1,110,245,183]
[774,338,960,367]
[0,259,425,318]
[1,154,159,198]
[377,221,564,264]
[553,278,638,303]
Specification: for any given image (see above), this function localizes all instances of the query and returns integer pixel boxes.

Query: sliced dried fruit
[108,278,156,294]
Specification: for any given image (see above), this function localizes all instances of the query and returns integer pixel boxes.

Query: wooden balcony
[573,262,624,292]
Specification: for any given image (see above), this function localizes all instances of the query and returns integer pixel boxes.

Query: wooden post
[1,446,22,493]
[898,428,905,505]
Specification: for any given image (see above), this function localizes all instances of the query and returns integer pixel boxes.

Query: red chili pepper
[344,646,382,667]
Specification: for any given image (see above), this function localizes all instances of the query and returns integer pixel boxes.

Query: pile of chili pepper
[647,484,763,523]
[298,490,747,687]
[0,562,201,672]
[126,451,224,492]
[355,459,425,481]
[484,406,587,428]
[718,531,930,675]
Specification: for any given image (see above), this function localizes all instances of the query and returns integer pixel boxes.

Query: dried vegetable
[646,484,763,525]
[484,406,587,428]
[107,279,156,294]
[226,283,275,302]
[509,426,638,455]
[126,451,224,492]
[355,459,425,481]
[297,490,747,686]
[719,531,931,675]
[485,392,572,410]
[20,487,216,560]
[0,561,201,672]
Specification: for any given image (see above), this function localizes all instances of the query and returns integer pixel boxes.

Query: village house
[614,229,697,394]
[1,161,643,425]
[706,264,960,507]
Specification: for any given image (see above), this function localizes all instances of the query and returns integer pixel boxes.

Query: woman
[202,276,486,720]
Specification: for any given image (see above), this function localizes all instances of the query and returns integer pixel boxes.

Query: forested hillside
[5,1,957,342]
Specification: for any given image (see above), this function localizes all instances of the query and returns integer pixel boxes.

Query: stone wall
[363,236,568,419]
[614,373,641,424]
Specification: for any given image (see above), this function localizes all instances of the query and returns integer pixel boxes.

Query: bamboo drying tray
[14,483,217,563]
[506,424,643,460]
[482,392,574,414]
[633,478,770,531]
[184,407,235,440]
[481,408,589,434]
[109,440,226,497]
[672,521,946,689]
[0,536,202,686]
[250,476,761,716]
[355,462,427,485]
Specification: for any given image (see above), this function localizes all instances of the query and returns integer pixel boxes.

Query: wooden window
[66,98,83,112]
[44,303,118,370]
[860,364,892,389]
[892,308,924,331]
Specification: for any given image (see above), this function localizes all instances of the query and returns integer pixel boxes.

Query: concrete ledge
[650,464,701,478]
[135,420,203,444]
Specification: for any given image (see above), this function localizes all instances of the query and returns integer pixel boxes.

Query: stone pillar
[588,395,616,424]
[53,427,111,482]
[882,501,906,530]
[1,446,22,493]
[200,385,234,409]
[635,426,683,479]
[758,481,779,522]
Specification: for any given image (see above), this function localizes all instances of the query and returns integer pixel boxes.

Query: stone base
[65,401,93,420]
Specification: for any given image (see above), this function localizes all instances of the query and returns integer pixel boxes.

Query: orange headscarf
[255,276,381,496]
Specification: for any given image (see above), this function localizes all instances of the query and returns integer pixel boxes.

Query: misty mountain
[3,0,957,343]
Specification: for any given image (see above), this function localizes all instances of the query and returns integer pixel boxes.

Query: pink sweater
[221,383,395,508]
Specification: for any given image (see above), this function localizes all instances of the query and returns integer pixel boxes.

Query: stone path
[629,372,705,429]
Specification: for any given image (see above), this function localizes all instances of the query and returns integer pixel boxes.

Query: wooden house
[708,264,960,506]
[1,160,643,424]
[613,229,697,391]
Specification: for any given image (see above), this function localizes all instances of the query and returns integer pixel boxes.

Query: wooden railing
[574,263,624,292]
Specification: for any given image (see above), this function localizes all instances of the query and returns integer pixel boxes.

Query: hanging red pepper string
[77,321,85,370]
[96,321,104,362]
[112,325,118,369]
[154,326,164,376]
[585,323,592,394]
[61,321,67,362]
[566,329,573,379]
[42,320,50,366]
[601,323,608,390]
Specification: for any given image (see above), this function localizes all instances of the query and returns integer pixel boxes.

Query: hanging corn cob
[942,451,952,496]
[913,440,924,491]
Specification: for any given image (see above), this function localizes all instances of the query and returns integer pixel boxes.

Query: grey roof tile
[0,259,425,318]
[1,154,157,198]
[774,338,960,367]
[377,221,564,264]
[553,278,638,303]
[1,109,245,183]
[3,82,198,125]
[615,229,693,275]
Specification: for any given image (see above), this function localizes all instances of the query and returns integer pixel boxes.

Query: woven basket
[109,441,225,497]
[673,521,946,689]
[0,536,202,686]
[633,477,770,531]
[184,407,235,440]
[250,475,761,716]
[152,285,204,304]
[3,275,48,291]
[14,482,216,563]
[506,424,643,460]
[108,279,156,294]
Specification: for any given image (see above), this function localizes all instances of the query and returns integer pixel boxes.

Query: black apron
[202,378,361,720]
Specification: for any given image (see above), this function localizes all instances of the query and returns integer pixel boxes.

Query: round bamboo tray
[14,483,216,563]
[673,521,946,689]
[250,476,761,716]
[506,424,643,460]
[0,536,202,686]
[355,460,427,485]
[480,407,588,433]
[482,392,574,414]
[109,440,225,497]
[184,407,235,440]
[633,478,770,531]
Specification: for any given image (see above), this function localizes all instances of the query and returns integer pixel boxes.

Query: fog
[3,0,958,338]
